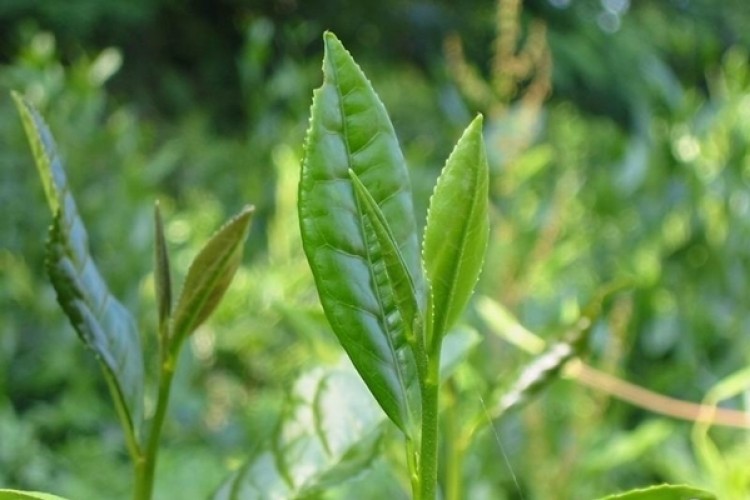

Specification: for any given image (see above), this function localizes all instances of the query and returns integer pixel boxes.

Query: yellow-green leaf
[170,205,253,351]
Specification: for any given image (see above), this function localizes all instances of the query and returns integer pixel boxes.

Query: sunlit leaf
[170,205,253,352]
[298,32,423,433]
[0,490,70,500]
[349,169,420,345]
[594,484,716,500]
[422,115,489,350]
[13,92,145,449]
[214,361,384,499]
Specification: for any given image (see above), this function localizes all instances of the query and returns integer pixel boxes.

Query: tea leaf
[13,92,145,450]
[349,169,420,345]
[299,32,422,433]
[154,201,172,339]
[423,115,489,350]
[0,490,70,500]
[214,362,384,499]
[595,484,716,500]
[171,206,253,351]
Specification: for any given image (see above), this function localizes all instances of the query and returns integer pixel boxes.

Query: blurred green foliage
[1,0,749,498]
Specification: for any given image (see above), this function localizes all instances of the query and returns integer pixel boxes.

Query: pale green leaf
[594,484,716,500]
[214,361,384,499]
[423,114,489,350]
[13,92,145,449]
[299,31,422,433]
[171,205,253,351]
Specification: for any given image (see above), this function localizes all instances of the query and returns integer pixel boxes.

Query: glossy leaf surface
[171,205,253,351]
[299,32,422,433]
[0,490,69,500]
[213,362,384,499]
[349,169,420,344]
[423,115,489,348]
[13,92,145,443]
[595,484,716,500]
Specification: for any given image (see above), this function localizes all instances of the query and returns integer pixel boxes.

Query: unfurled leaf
[154,201,172,337]
[423,114,489,350]
[171,205,253,351]
[13,92,145,447]
[349,169,420,345]
[214,362,384,499]
[594,484,716,500]
[0,490,70,500]
[299,32,422,434]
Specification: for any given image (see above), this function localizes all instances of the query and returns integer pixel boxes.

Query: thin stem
[405,436,421,499]
[418,355,441,500]
[566,361,750,429]
[134,352,177,500]
[444,382,467,500]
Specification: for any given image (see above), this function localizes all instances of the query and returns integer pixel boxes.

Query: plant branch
[565,360,750,429]
[134,352,177,500]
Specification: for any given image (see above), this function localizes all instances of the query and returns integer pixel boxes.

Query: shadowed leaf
[213,362,384,499]
[154,201,172,340]
[13,92,145,450]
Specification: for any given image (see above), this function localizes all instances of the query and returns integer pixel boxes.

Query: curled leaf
[13,92,145,451]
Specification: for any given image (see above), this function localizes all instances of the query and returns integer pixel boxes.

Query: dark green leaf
[214,362,384,499]
[298,32,422,433]
[594,484,716,500]
[171,205,253,351]
[154,201,172,339]
[423,115,489,350]
[13,92,145,448]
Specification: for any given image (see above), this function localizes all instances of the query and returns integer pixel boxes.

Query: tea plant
[290,32,717,500]
[5,93,253,500]
[3,32,720,500]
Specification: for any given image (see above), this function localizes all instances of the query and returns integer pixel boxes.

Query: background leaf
[0,490,69,500]
[298,32,422,433]
[594,484,716,500]
[422,115,489,348]
[170,205,254,351]
[214,361,384,499]
[13,93,145,447]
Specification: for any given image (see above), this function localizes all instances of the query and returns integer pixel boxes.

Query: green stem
[134,353,176,500]
[418,355,441,500]
[444,381,467,500]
